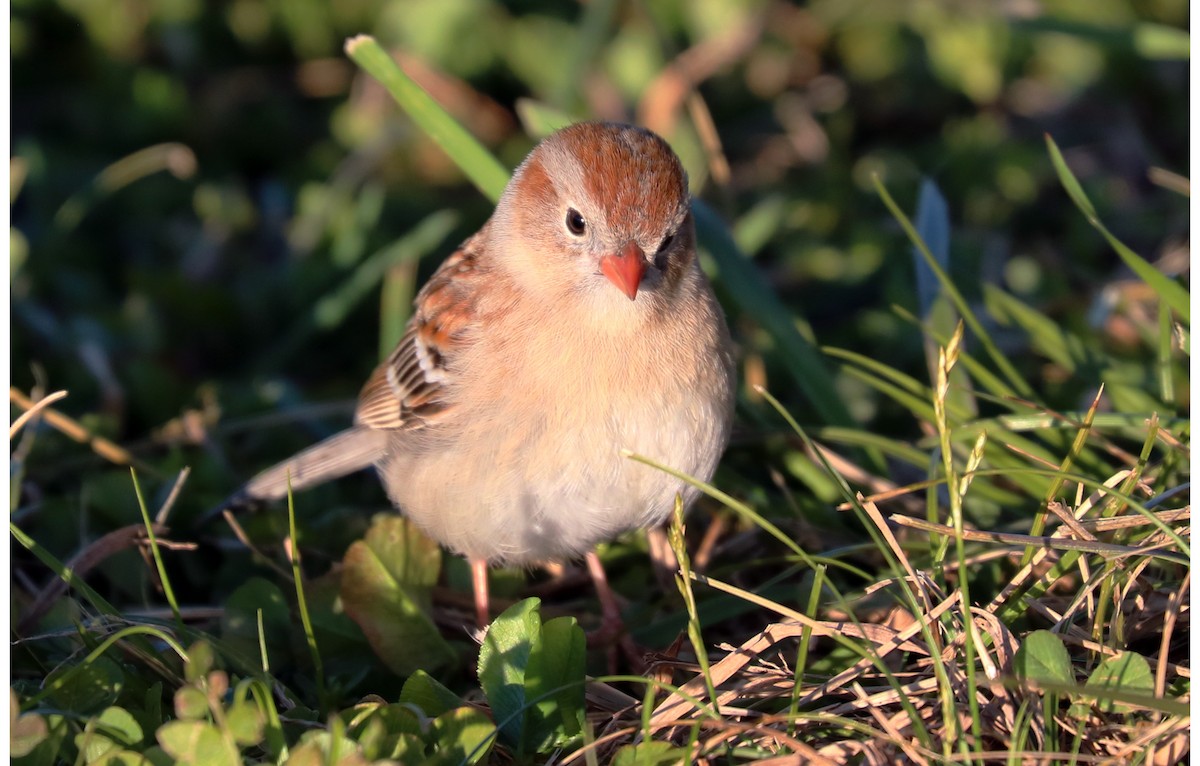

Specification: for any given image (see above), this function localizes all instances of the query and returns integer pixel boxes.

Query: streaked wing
[354,231,487,431]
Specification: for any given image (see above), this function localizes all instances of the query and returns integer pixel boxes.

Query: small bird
[228,121,736,634]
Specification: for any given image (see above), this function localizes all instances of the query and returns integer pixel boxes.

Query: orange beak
[599,242,647,301]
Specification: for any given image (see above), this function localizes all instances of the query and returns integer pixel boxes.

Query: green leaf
[1084,651,1154,714]
[174,686,209,720]
[344,35,510,202]
[365,704,423,740]
[140,683,163,736]
[523,616,586,751]
[91,749,154,766]
[281,740,324,766]
[477,598,542,750]
[292,730,364,766]
[92,748,154,766]
[1045,134,1189,323]
[427,707,496,766]
[184,641,215,683]
[155,721,238,766]
[339,515,455,676]
[74,730,121,764]
[12,712,69,766]
[10,690,48,757]
[362,513,443,588]
[346,711,387,761]
[94,707,143,746]
[390,732,427,763]
[46,656,123,714]
[224,701,264,747]
[10,710,48,757]
[298,570,371,655]
[340,703,423,762]
[399,670,464,718]
[139,747,173,766]
[221,577,291,668]
[1014,630,1074,685]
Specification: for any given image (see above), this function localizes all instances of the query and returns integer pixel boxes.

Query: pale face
[491,122,696,317]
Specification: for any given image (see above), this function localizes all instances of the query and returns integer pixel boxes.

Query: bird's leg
[585,550,623,637]
[471,557,490,628]
[645,525,678,592]
[584,550,645,672]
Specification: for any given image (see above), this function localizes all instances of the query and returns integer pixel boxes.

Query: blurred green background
[10,0,1189,666]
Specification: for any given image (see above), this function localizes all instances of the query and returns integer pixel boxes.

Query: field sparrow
[228,121,736,631]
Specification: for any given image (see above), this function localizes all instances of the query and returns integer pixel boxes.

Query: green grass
[10,2,1189,763]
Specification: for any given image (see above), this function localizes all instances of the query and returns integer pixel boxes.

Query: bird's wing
[354,231,488,431]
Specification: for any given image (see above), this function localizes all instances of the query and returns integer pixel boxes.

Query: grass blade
[1045,134,1189,323]
[130,468,183,629]
[873,175,1036,400]
[10,522,123,622]
[344,35,510,203]
[694,200,857,430]
[284,476,326,712]
[913,178,950,318]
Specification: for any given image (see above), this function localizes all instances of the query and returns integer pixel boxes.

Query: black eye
[658,234,675,252]
[565,208,586,236]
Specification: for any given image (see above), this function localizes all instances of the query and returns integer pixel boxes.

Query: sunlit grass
[9,3,1189,763]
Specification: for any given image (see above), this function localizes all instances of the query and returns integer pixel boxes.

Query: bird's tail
[204,427,387,522]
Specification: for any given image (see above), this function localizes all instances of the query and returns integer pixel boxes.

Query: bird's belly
[378,400,725,565]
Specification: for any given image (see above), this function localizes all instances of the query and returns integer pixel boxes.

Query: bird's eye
[565,208,586,236]
[657,234,675,253]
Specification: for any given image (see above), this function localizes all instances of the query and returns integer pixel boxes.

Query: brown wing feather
[353,232,488,431]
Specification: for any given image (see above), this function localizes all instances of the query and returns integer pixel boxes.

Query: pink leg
[585,550,645,672]
[471,557,490,628]
[586,550,624,632]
